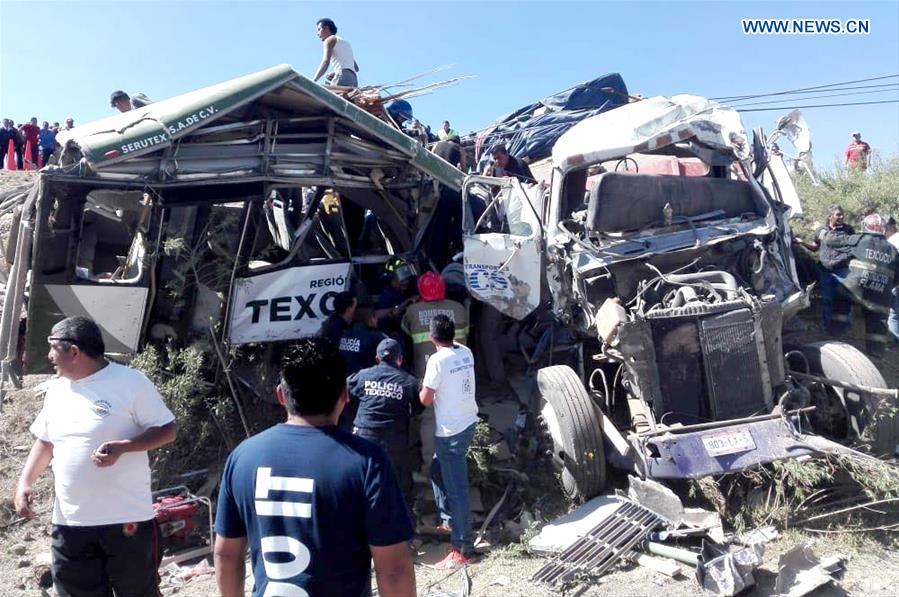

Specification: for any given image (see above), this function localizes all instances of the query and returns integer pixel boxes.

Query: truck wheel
[799,341,895,456]
[537,365,606,501]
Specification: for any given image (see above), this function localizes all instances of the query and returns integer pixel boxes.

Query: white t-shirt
[30,362,174,526]
[328,35,355,74]
[422,344,478,437]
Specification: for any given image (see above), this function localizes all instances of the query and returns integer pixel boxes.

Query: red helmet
[418,272,446,302]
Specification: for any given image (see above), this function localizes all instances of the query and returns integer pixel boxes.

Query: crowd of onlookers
[0,116,75,169]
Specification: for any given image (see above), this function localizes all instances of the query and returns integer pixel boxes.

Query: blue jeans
[889,287,899,342]
[431,422,476,552]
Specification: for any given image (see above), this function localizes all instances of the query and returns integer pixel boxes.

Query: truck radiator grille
[699,308,768,420]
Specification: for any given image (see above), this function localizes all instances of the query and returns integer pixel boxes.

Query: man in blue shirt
[214,338,415,597]
[38,121,56,166]
[349,338,422,518]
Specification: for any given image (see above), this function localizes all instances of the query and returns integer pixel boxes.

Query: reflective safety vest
[401,299,468,378]
[824,231,899,313]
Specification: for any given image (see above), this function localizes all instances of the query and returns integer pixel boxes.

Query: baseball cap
[376,338,403,362]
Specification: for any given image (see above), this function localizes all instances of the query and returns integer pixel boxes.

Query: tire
[800,341,896,456]
[537,365,606,501]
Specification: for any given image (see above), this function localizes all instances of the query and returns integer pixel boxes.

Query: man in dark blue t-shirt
[349,338,422,517]
[214,338,415,597]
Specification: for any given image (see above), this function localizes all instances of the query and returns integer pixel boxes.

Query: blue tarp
[475,73,629,171]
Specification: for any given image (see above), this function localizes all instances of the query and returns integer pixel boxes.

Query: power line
[462,77,899,140]
[711,74,899,102]
[725,82,899,105]
[725,87,899,108]
[735,99,899,113]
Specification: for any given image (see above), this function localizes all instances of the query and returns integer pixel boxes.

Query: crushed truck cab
[462,94,892,499]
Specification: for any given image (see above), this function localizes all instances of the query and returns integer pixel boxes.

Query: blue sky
[1,0,896,168]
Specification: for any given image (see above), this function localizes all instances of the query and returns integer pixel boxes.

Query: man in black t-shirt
[214,338,415,597]
[484,144,535,184]
[349,338,422,518]
[796,205,854,332]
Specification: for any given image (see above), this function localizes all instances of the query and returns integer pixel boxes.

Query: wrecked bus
[0,64,463,394]
[461,94,896,499]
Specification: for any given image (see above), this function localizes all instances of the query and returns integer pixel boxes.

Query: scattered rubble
[628,476,684,526]
[531,499,664,588]
[527,495,629,554]
[695,540,765,596]
[775,543,848,596]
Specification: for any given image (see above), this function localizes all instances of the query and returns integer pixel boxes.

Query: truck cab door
[461,175,543,320]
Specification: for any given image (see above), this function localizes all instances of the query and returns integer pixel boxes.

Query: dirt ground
[0,170,36,200]
[1,167,898,594]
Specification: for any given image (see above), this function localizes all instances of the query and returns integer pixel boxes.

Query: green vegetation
[467,419,501,488]
[689,453,899,535]
[793,156,899,233]
[132,344,239,483]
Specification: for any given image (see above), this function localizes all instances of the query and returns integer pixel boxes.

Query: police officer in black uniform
[824,213,899,357]
[338,308,387,377]
[336,308,386,432]
[317,290,356,345]
[348,338,423,517]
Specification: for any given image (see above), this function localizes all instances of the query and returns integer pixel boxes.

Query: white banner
[228,263,351,344]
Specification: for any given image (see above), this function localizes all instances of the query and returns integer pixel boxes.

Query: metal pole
[635,406,816,439]
[219,201,255,345]
[642,541,700,566]
[788,370,899,399]
[0,182,39,408]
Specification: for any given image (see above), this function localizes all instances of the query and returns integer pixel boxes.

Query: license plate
[702,429,756,456]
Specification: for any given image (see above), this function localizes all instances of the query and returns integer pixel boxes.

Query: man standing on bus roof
[312,18,360,88]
